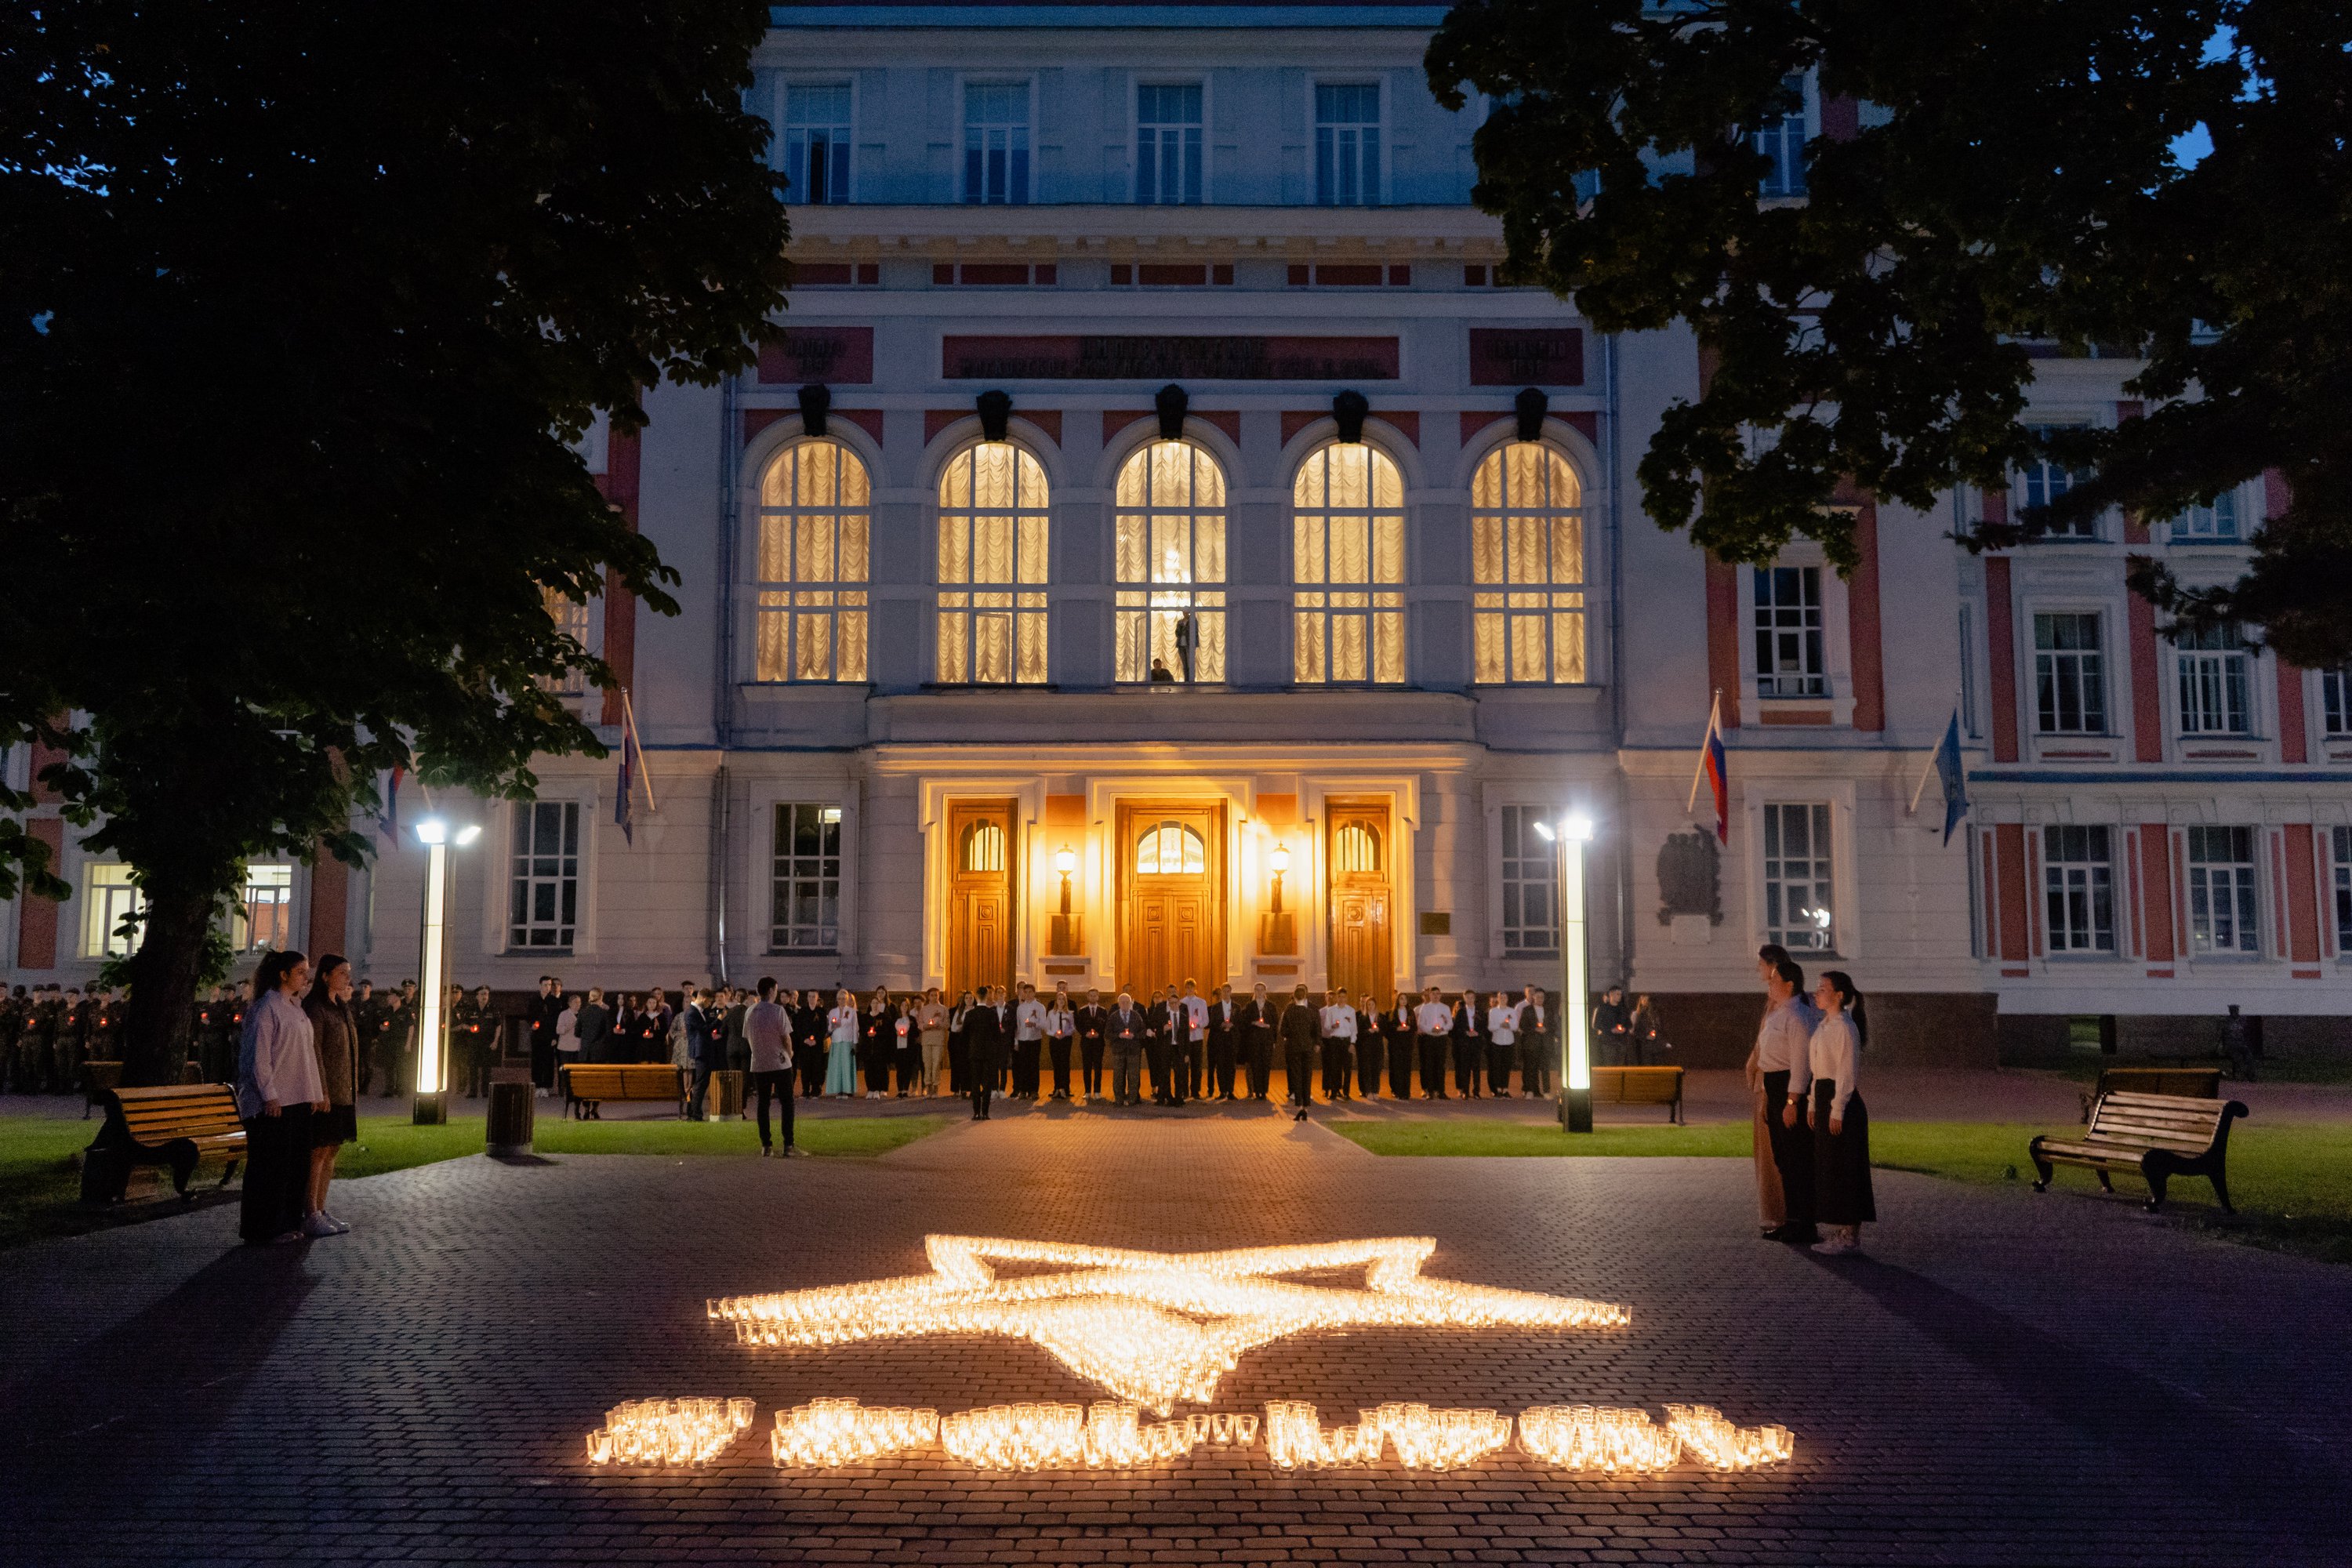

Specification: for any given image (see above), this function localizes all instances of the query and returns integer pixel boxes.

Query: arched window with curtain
[1115,441,1225,683]
[1291,443,1405,684]
[1472,443,1586,684]
[937,442,1050,684]
[754,438,871,681]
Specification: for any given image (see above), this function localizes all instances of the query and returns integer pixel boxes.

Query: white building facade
[7,1,2347,1063]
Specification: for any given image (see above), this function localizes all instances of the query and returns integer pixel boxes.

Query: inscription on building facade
[943,335,1400,382]
[1468,328,1585,387]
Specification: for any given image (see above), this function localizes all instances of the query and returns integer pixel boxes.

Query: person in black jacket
[1356,996,1385,1099]
[1075,989,1110,1100]
[1453,992,1488,1098]
[1239,983,1276,1100]
[1142,989,1177,1106]
[1205,984,1241,1101]
[527,976,562,1094]
[1278,985,1319,1120]
[1385,991,1416,1099]
[962,986,1007,1120]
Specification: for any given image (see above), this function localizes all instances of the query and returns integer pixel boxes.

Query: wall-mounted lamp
[1049,844,1082,957]
[1269,843,1291,913]
[1054,845,1076,913]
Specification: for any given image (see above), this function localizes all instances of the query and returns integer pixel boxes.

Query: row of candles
[592,1396,1791,1474]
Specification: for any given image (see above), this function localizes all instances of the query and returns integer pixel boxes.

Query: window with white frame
[771,803,843,950]
[541,586,593,700]
[1762,803,1835,952]
[1115,441,1225,683]
[1752,566,1825,697]
[1499,805,1559,953]
[2175,622,2252,735]
[2169,485,2242,543]
[755,438,870,682]
[2186,825,2259,955]
[1753,73,1809,197]
[936,442,1050,684]
[782,82,853,205]
[1314,83,1381,206]
[2034,612,2107,734]
[508,801,581,952]
[1136,82,1203,205]
[963,82,1031,205]
[2333,825,2351,954]
[233,864,295,953]
[2020,426,2098,539]
[83,863,143,959]
[2322,666,2351,735]
[1472,445,1588,684]
[1292,444,1405,684]
[2042,825,2116,953]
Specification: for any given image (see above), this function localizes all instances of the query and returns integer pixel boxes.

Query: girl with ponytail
[1806,970,1875,1255]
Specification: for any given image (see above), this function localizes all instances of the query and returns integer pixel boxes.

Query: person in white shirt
[1806,971,1874,1255]
[1317,989,1357,1101]
[1755,956,1822,1243]
[555,993,582,1083]
[1412,985,1455,1100]
[824,989,860,1097]
[1178,981,1210,1100]
[1486,993,1519,1097]
[1013,982,1049,1098]
[917,988,950,1097]
[236,949,325,1246]
[1044,985,1077,1100]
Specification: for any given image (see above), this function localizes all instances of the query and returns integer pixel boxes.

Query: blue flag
[615,724,639,846]
[1933,712,1969,845]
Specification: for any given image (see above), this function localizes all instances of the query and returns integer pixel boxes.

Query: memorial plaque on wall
[759,326,874,385]
[942,335,1400,381]
[1467,328,1585,387]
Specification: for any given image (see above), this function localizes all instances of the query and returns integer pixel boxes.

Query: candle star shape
[710,1236,1628,1414]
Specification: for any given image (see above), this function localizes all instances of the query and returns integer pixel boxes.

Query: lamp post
[411,816,481,1127]
[1534,813,1595,1134]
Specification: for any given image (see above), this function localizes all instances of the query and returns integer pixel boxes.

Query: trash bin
[708,1069,746,1122]
[486,1080,535,1156]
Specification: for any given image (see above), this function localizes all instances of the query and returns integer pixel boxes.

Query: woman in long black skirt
[1806,970,1874,1256]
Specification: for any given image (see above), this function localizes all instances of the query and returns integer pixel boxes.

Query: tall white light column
[1537,814,1596,1134]
[411,818,481,1127]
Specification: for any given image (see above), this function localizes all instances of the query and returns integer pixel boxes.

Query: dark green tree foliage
[1,2,791,1082]
[1427,0,2352,665]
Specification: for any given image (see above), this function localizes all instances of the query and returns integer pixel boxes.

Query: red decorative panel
[1375,412,1418,446]
[2284,824,2321,964]
[757,326,874,386]
[1995,823,2029,964]
[2140,828,2176,965]
[925,409,964,444]
[596,416,642,728]
[1984,556,2019,762]
[16,817,64,969]
[1844,492,1886,731]
[1281,410,1322,447]
[2279,657,2309,764]
[2126,586,2164,762]
[1705,556,1741,729]
[943,336,1399,382]
[307,850,348,957]
[1468,328,1585,387]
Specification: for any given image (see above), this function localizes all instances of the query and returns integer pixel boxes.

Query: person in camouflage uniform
[54,986,89,1095]
[21,985,59,1092]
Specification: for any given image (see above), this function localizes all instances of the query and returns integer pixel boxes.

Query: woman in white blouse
[824,989,861,1097]
[1806,971,1875,1256]
[236,949,325,1245]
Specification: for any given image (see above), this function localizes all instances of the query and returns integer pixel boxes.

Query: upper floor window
[2033,612,2106,734]
[1472,445,1587,684]
[1752,566,1825,697]
[964,82,1031,205]
[2020,426,2098,539]
[2042,825,2116,953]
[1115,441,1225,684]
[83,863,143,959]
[1315,83,1381,206]
[2169,486,2242,543]
[2186,825,2259,956]
[2332,826,2352,954]
[1137,82,1203,205]
[233,864,295,953]
[509,801,580,952]
[2324,666,2352,735]
[782,82,852,205]
[2175,622,2252,735]
[1292,444,1403,684]
[936,443,1049,684]
[1753,73,1809,198]
[540,585,593,702]
[755,438,870,683]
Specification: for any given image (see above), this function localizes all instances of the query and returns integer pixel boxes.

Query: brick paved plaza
[5,1104,2348,1566]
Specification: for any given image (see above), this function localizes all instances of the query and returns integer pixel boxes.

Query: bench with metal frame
[1591,1065,1685,1124]
[2078,1065,2223,1122]
[80,1083,247,1203]
[2031,1090,2247,1213]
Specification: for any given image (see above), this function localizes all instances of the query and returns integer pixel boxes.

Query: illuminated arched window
[937,443,1050,684]
[1333,822,1380,873]
[1115,441,1226,683]
[1472,444,1586,684]
[1292,444,1404,684]
[755,438,871,681]
[960,821,1007,873]
[1134,822,1207,875]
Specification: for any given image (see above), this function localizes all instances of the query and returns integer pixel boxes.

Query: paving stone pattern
[3,1105,2347,1565]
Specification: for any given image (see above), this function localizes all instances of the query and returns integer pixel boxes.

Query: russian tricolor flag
[1687,692,1729,846]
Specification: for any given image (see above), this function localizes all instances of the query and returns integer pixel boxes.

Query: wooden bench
[2031,1091,2248,1213]
[561,1062,687,1120]
[80,1083,247,1204]
[1591,1065,1685,1123]
[2079,1065,2223,1121]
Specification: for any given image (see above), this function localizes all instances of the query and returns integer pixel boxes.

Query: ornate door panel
[1327,799,1392,1001]
[1116,802,1225,1000]
[948,799,1016,999]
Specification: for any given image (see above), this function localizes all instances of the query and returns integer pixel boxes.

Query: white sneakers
[1809,1227,1861,1257]
[299,1213,340,1240]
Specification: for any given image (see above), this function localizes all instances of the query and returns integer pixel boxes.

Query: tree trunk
[121,888,215,1087]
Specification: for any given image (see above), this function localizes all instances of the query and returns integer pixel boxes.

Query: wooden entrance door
[1116,802,1225,1000]
[947,799,1015,999]
[1327,798,1392,1001]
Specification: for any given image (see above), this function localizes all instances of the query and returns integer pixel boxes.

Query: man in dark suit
[1075,989,1110,1100]
[1143,989,1178,1106]
[1206,984,1240,1101]
[683,985,724,1120]
[1453,991,1487,1098]
[964,985,1007,1120]
[1239,983,1276,1100]
[1277,985,1319,1120]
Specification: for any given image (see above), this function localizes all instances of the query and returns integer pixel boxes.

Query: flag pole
[1907,699,1960,815]
[1685,690,1721,812]
[622,689,657,814]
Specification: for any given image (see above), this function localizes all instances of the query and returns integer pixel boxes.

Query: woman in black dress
[1806,971,1873,1256]
[858,991,894,1098]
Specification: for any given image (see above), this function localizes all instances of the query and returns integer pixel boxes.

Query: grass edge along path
[0,1112,948,1252]
[1329,1116,2352,1269]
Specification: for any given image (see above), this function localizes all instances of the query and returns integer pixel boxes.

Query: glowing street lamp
[411,815,481,1127]
[1531,813,1595,1133]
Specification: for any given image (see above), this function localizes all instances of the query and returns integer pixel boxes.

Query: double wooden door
[946,799,1015,1000]
[1117,801,1225,1000]
[1327,798,1392,1002]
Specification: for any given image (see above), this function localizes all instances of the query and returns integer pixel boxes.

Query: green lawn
[1331,1116,2352,1267]
[0,1112,946,1252]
